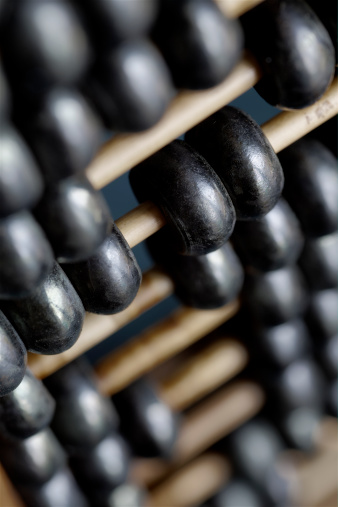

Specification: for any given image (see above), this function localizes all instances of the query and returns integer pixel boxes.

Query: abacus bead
[242,0,335,109]
[206,478,264,507]
[244,266,308,326]
[305,289,338,340]
[232,198,304,272]
[280,407,323,452]
[0,369,55,439]
[255,318,310,369]
[95,484,148,507]
[319,335,338,379]
[299,232,338,290]
[26,88,102,183]
[279,139,338,237]
[130,140,235,255]
[186,106,284,220]
[0,428,66,485]
[113,379,179,458]
[34,176,111,263]
[90,39,173,132]
[69,433,130,493]
[0,124,43,217]
[62,224,141,315]
[0,211,54,299]
[0,262,85,355]
[0,310,26,397]
[152,0,243,89]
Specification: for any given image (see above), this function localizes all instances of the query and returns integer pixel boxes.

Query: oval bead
[62,224,141,315]
[113,379,179,458]
[244,266,308,326]
[242,0,335,109]
[186,106,284,220]
[232,198,304,272]
[279,407,323,452]
[0,428,66,485]
[152,0,243,89]
[0,369,55,439]
[305,289,338,340]
[34,175,111,263]
[86,39,174,132]
[299,231,338,290]
[94,484,148,507]
[0,310,27,397]
[206,478,264,507]
[0,124,43,217]
[0,262,85,354]
[0,210,54,299]
[130,140,235,255]
[147,230,244,309]
[279,139,338,237]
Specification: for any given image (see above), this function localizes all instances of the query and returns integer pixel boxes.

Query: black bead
[279,406,323,452]
[62,224,141,315]
[206,478,264,507]
[279,139,338,237]
[147,230,244,309]
[88,39,174,132]
[45,359,118,451]
[69,432,130,493]
[113,379,179,458]
[318,335,338,379]
[23,88,102,184]
[0,262,85,355]
[34,175,111,263]
[305,289,338,340]
[0,369,55,439]
[244,266,308,326]
[0,124,44,217]
[241,0,335,109]
[92,483,148,507]
[232,198,304,272]
[0,210,54,299]
[186,106,284,220]
[152,0,243,89]
[130,140,235,255]
[0,310,26,397]
[299,231,338,290]
[0,428,66,486]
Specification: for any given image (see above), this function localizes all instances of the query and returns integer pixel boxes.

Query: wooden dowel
[95,299,240,396]
[86,54,261,189]
[315,489,337,507]
[148,453,231,507]
[314,416,338,451]
[131,381,265,486]
[0,465,24,507]
[28,268,174,378]
[159,338,249,412]
[215,0,264,18]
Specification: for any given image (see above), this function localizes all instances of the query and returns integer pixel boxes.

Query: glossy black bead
[279,139,338,237]
[241,0,335,109]
[62,224,141,315]
[0,310,26,397]
[0,124,44,217]
[69,432,130,493]
[147,230,244,309]
[1,0,90,93]
[305,289,338,340]
[34,175,111,263]
[87,39,173,132]
[232,198,304,272]
[0,428,66,485]
[45,360,118,451]
[299,231,338,290]
[206,478,264,507]
[279,406,323,452]
[0,211,54,299]
[113,379,179,458]
[17,468,89,507]
[130,140,235,255]
[244,266,308,326]
[92,483,148,507]
[318,335,338,379]
[0,262,85,354]
[152,0,243,90]
[254,318,311,369]
[186,106,284,220]
[24,88,102,183]
[0,369,55,439]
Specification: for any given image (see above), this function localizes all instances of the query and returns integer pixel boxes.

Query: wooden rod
[28,268,174,378]
[131,381,265,486]
[95,299,240,396]
[148,453,231,507]
[86,54,261,190]
[0,465,24,507]
[215,0,264,18]
[314,416,338,451]
[159,338,249,412]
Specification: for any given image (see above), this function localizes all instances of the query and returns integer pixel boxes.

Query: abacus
[0,0,337,506]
